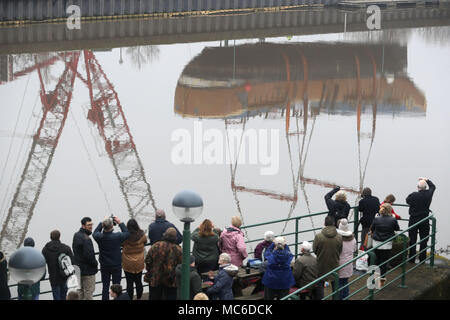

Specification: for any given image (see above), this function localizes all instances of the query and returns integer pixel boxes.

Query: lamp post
[172,190,203,300]
[8,247,46,300]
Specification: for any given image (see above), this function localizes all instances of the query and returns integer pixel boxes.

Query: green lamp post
[172,190,203,300]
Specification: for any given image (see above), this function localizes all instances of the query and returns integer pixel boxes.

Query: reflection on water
[0,28,449,261]
[0,50,157,256]
[174,41,427,234]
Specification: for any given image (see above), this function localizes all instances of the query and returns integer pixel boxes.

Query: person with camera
[406,177,436,263]
[93,215,130,300]
[262,237,295,300]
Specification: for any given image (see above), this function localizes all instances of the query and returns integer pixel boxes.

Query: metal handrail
[281,211,436,300]
[7,204,436,300]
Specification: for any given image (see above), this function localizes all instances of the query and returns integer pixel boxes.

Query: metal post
[353,207,359,247]
[295,218,299,258]
[23,284,32,300]
[181,221,191,300]
[332,272,340,300]
[430,217,436,267]
[399,235,407,288]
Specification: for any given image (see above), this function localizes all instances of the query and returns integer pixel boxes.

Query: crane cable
[70,109,115,216]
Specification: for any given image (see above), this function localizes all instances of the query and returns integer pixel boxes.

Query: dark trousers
[149,286,177,300]
[408,218,430,262]
[316,279,338,300]
[339,278,349,300]
[100,266,122,300]
[375,249,391,277]
[196,260,219,275]
[125,271,143,300]
[51,283,68,300]
[263,287,289,300]
[361,227,370,249]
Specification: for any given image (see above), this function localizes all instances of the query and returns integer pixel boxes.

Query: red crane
[0,50,156,254]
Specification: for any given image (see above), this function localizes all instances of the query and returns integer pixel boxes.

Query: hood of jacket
[43,240,63,253]
[322,226,338,238]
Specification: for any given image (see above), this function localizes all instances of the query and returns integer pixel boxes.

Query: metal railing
[7,204,436,300]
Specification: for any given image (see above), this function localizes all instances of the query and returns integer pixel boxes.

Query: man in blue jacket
[148,209,182,245]
[406,178,436,263]
[93,216,130,300]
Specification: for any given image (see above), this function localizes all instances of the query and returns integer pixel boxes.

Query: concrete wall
[0,0,338,21]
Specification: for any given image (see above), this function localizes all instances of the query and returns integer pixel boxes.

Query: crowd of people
[0,178,435,301]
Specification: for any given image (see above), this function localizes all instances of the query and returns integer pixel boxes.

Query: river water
[1,26,450,275]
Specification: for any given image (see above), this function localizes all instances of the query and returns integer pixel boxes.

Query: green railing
[7,204,436,300]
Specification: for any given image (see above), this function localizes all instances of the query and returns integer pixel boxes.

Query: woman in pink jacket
[219,216,248,267]
[337,219,357,300]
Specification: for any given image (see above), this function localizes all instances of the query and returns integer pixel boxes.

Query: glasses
[85,223,93,227]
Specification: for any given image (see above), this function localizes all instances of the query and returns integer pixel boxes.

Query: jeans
[51,284,68,300]
[263,287,289,300]
[408,218,430,262]
[100,266,122,300]
[125,271,143,300]
[339,278,349,300]
[149,286,177,300]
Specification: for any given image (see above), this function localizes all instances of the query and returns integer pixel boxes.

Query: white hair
[417,180,427,190]
[219,253,231,263]
[264,231,275,242]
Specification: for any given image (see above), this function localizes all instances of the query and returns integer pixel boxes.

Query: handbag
[364,231,373,249]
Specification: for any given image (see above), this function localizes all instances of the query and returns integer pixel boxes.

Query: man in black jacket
[358,187,381,247]
[93,216,129,300]
[72,217,98,300]
[42,230,74,300]
[406,178,436,263]
[148,209,182,245]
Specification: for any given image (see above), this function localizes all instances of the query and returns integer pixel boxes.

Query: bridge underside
[1,6,449,54]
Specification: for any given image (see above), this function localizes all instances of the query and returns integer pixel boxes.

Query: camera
[110,214,117,226]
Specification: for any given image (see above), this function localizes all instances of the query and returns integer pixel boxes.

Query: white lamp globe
[8,247,46,285]
[172,190,204,223]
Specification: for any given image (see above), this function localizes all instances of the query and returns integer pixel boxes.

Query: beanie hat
[24,237,35,247]
[337,219,352,237]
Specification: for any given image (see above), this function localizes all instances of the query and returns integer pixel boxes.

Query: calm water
[1,26,450,270]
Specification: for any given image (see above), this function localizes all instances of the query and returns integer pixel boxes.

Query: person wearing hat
[18,237,46,300]
[262,237,295,300]
[337,219,357,299]
[175,255,202,300]
[254,230,275,261]
[293,241,319,300]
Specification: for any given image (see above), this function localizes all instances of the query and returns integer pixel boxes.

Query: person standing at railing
[381,194,401,220]
[406,178,436,263]
[93,216,130,300]
[122,218,147,300]
[358,187,381,248]
[42,230,75,300]
[219,216,248,267]
[325,186,350,227]
[148,209,183,245]
[192,219,221,274]
[313,215,342,300]
[371,203,400,287]
[0,251,10,300]
[337,219,357,299]
[72,217,98,300]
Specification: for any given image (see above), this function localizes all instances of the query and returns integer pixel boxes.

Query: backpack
[58,253,75,278]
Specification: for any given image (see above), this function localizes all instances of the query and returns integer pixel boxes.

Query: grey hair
[155,209,166,220]
[102,218,113,231]
[219,253,231,264]
[417,180,427,190]
[264,231,275,242]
